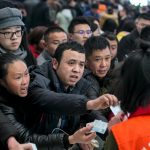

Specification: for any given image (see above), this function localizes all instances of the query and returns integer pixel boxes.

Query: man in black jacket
[117,13,150,61]
[26,41,117,149]
[0,42,117,150]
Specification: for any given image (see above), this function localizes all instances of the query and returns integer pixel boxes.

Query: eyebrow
[68,59,85,62]
[95,54,111,57]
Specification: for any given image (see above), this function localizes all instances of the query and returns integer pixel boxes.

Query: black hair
[121,19,135,32]
[85,16,99,32]
[101,32,118,43]
[44,26,66,42]
[138,13,150,20]
[54,41,85,64]
[0,53,23,80]
[68,16,91,33]
[21,27,30,50]
[116,49,150,113]
[102,19,118,33]
[84,36,110,58]
[137,26,150,50]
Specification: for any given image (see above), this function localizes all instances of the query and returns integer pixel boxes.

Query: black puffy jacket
[0,86,69,150]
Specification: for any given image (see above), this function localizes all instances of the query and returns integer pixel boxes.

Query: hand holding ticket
[91,120,108,134]
[110,104,122,116]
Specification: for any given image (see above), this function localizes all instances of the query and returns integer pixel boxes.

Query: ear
[85,59,89,68]
[68,33,73,40]
[39,39,46,49]
[42,40,49,50]
[52,58,59,70]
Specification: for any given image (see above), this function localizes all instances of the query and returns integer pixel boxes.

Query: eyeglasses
[73,30,92,35]
[0,30,24,39]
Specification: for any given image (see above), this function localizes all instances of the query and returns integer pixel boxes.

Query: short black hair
[84,36,110,58]
[68,16,91,33]
[54,41,85,64]
[102,19,118,33]
[138,13,150,20]
[101,32,118,42]
[44,26,67,42]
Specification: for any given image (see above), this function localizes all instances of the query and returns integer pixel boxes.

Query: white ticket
[91,120,108,134]
[110,105,122,116]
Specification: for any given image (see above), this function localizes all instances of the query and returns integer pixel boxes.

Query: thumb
[7,137,33,150]
[7,137,19,149]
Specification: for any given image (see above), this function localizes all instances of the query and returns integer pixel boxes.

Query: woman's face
[0,26,23,51]
[2,60,30,97]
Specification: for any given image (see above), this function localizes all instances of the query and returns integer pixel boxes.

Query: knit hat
[0,7,24,29]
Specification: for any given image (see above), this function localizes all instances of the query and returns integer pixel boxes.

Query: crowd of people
[0,0,150,150]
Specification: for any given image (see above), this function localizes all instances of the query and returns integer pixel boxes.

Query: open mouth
[98,70,107,74]
[20,87,28,93]
[70,75,79,82]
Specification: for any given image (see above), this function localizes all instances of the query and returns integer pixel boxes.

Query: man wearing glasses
[68,16,92,46]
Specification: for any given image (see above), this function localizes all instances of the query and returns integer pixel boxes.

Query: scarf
[0,46,27,59]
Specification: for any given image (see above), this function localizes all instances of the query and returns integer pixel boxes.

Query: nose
[11,32,17,39]
[83,32,90,38]
[72,64,80,73]
[101,59,107,67]
[21,76,29,85]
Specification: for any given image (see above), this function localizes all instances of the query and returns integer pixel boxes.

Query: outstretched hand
[87,94,118,110]
[108,112,128,131]
[69,124,96,145]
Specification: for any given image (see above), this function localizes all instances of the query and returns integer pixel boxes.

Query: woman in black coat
[0,53,96,150]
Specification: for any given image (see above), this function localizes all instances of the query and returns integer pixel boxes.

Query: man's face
[136,18,150,33]
[107,39,118,59]
[69,24,92,45]
[53,49,85,89]
[45,32,68,56]
[0,26,23,51]
[87,47,111,79]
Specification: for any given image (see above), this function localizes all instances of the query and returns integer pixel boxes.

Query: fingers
[80,143,94,150]
[70,125,96,144]
[108,115,122,131]
[84,132,96,142]
[79,127,96,142]
[21,143,33,150]
[79,125,93,135]
[103,94,118,106]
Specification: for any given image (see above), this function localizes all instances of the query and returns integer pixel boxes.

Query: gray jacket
[37,50,52,65]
